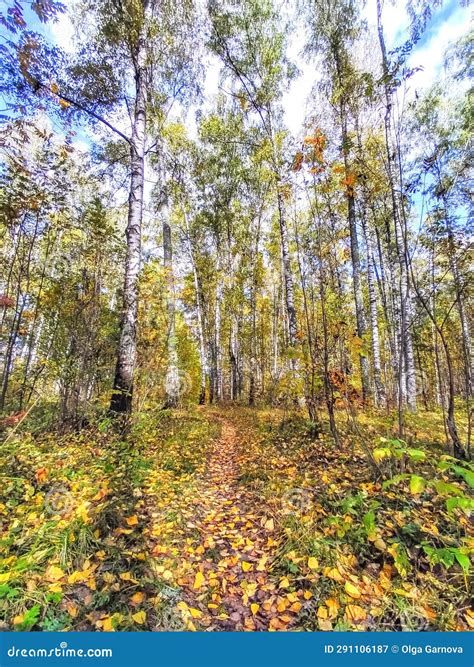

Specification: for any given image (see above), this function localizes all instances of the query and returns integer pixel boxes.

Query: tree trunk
[162,215,179,408]
[214,252,223,401]
[276,187,298,351]
[409,259,466,459]
[185,217,207,405]
[333,48,370,402]
[361,208,385,406]
[110,26,147,414]
[376,0,416,420]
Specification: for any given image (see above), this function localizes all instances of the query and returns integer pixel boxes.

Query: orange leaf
[35,467,48,484]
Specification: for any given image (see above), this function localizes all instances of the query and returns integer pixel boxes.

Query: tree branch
[37,81,131,146]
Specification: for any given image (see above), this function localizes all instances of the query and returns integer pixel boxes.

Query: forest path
[172,410,298,631]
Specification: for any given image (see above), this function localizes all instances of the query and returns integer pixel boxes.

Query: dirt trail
[174,414,298,631]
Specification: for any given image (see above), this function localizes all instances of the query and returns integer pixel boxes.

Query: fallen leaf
[323,566,344,582]
[264,518,274,531]
[45,565,65,582]
[193,571,205,589]
[35,467,48,484]
[66,603,78,618]
[308,556,319,570]
[317,606,328,619]
[318,618,333,631]
[130,592,145,605]
[345,605,367,623]
[344,582,361,599]
[132,611,146,625]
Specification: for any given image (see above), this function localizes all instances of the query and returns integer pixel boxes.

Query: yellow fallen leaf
[264,518,274,531]
[345,604,367,623]
[98,616,113,632]
[193,571,205,589]
[0,573,11,583]
[256,556,268,571]
[250,603,260,615]
[279,577,290,589]
[317,606,328,619]
[132,611,146,625]
[241,561,252,572]
[303,590,313,600]
[86,577,97,591]
[108,616,120,631]
[68,570,88,584]
[48,583,62,593]
[189,607,202,619]
[66,603,78,618]
[277,598,288,612]
[45,565,65,582]
[126,515,138,526]
[325,597,340,618]
[323,566,344,582]
[464,610,474,629]
[308,556,319,570]
[131,592,145,605]
[344,582,361,599]
[162,570,173,581]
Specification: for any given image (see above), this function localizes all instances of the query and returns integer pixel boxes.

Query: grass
[0,403,472,632]
[0,407,217,631]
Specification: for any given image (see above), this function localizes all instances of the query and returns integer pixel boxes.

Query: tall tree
[305,0,371,402]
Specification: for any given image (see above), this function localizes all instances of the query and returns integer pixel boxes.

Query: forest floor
[0,405,472,632]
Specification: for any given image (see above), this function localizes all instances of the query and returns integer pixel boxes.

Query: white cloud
[363,0,410,50]
[48,11,75,53]
[406,4,471,94]
[283,32,315,138]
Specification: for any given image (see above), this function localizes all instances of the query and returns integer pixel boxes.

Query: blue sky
[6,0,470,146]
